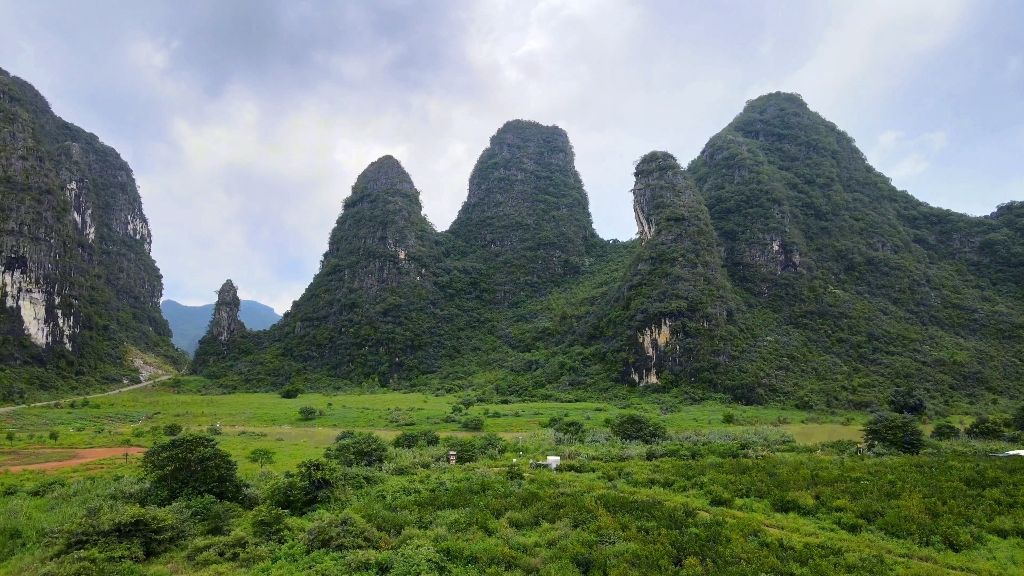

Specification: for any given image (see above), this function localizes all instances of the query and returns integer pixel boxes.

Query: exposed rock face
[0,67,179,399]
[209,280,245,344]
[608,151,735,386]
[447,120,597,301]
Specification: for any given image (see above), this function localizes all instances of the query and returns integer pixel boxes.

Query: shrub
[966,415,1005,440]
[889,386,927,415]
[248,504,289,542]
[279,384,301,399]
[1011,405,1024,432]
[325,431,388,467]
[304,511,383,552]
[461,415,485,431]
[608,413,666,444]
[206,425,222,436]
[140,434,245,504]
[163,423,183,436]
[863,413,924,454]
[393,430,440,449]
[553,419,585,439]
[298,406,318,421]
[51,504,178,561]
[930,422,961,441]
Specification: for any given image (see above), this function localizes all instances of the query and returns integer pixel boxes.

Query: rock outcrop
[604,151,735,386]
[209,280,245,344]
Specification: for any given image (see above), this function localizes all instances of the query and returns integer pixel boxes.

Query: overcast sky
[2,0,1022,313]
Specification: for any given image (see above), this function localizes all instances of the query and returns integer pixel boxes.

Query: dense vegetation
[0,67,185,404]
[193,94,1024,415]
[3,413,1024,575]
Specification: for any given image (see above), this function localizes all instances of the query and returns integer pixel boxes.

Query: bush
[163,423,183,437]
[206,425,222,436]
[930,422,961,441]
[304,511,383,552]
[393,430,440,449]
[140,434,245,504]
[608,413,666,444]
[553,419,585,439]
[461,415,485,431]
[51,504,178,561]
[1011,405,1024,432]
[863,413,924,454]
[279,384,301,399]
[298,406,318,421]
[325,431,388,467]
[966,415,1005,440]
[248,504,289,542]
[889,386,927,415]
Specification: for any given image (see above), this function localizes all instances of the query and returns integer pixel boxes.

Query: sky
[1,0,1022,314]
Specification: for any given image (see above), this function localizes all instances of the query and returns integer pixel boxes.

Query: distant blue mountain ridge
[161,299,281,356]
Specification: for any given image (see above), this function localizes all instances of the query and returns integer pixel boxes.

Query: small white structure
[530,456,561,470]
[990,450,1024,457]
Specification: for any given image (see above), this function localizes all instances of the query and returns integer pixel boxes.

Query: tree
[965,415,1005,440]
[930,422,961,441]
[608,413,666,444]
[863,413,924,454]
[889,385,927,415]
[163,423,183,436]
[5,431,15,446]
[298,406,318,421]
[461,415,485,431]
[280,384,301,399]
[48,430,59,444]
[140,434,244,504]
[554,419,585,440]
[324,431,387,467]
[247,447,276,469]
[1010,405,1024,432]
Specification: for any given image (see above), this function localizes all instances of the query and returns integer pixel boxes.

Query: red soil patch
[3,447,146,473]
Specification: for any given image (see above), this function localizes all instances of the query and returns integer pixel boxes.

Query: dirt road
[0,375,174,413]
[2,447,146,473]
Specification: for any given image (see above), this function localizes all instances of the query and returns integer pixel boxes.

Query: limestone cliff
[603,151,735,387]
[0,68,181,402]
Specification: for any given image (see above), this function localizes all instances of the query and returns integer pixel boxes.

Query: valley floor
[1,381,1022,575]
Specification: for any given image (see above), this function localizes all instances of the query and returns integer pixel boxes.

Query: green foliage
[304,511,383,552]
[392,430,440,449]
[5,430,14,446]
[889,385,927,415]
[48,429,59,444]
[50,503,178,562]
[966,415,1006,440]
[1013,404,1024,432]
[325,431,388,467]
[279,384,301,399]
[140,434,244,504]
[297,406,317,421]
[248,504,289,542]
[460,415,485,431]
[246,447,275,469]
[206,425,222,436]
[608,412,667,443]
[863,413,925,454]
[930,422,962,441]
[162,423,182,436]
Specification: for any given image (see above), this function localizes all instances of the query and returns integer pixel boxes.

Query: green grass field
[2,382,1022,575]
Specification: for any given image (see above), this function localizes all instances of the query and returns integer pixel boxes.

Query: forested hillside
[0,68,185,404]
[195,93,1024,412]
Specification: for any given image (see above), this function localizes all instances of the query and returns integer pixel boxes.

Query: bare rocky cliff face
[0,68,178,400]
[208,280,245,344]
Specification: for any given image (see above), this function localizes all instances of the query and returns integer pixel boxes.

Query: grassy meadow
[1,379,1023,575]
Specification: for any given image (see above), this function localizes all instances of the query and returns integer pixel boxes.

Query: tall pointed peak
[209,279,245,343]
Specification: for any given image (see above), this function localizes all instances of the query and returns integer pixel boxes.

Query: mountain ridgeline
[0,68,184,403]
[195,95,1024,410]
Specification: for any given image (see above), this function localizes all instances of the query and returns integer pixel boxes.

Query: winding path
[0,375,174,413]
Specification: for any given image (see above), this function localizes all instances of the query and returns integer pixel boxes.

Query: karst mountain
[0,68,183,403]
[194,93,1024,410]
[2,66,1022,410]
